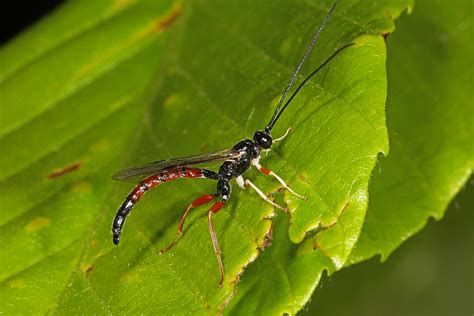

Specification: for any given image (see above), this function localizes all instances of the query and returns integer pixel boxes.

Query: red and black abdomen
[112,167,217,245]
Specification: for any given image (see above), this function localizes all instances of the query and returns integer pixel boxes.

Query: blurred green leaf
[303,182,474,316]
[0,0,416,314]
[0,0,181,313]
[349,0,473,264]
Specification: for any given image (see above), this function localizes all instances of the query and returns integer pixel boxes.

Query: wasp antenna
[267,42,355,130]
[265,1,338,133]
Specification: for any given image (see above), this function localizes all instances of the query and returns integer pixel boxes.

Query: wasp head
[253,130,273,149]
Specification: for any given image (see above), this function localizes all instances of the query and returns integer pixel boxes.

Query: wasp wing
[111,148,240,181]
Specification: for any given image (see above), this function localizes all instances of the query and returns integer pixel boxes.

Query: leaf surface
[349,0,473,264]
[0,0,182,313]
[0,0,411,314]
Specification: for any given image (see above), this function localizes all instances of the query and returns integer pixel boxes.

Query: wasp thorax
[253,130,272,149]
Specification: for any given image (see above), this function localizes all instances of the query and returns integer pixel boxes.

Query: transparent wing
[111,148,240,181]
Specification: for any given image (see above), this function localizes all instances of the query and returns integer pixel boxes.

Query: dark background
[0,0,63,44]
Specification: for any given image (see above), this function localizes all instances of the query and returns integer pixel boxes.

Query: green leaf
[1,0,410,315]
[349,0,473,264]
[302,183,474,316]
[226,1,413,314]
[0,0,181,313]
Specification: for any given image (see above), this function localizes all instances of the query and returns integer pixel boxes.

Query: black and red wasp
[112,1,353,287]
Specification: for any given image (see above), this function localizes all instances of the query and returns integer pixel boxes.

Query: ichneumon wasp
[112,1,353,287]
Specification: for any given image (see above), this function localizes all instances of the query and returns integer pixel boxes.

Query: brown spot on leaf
[157,4,182,30]
[382,32,390,41]
[298,174,310,185]
[47,162,82,179]
[260,220,274,250]
[83,264,94,276]
[337,200,350,217]
[312,237,332,259]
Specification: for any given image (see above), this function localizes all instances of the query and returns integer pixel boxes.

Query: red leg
[160,194,215,254]
[208,201,226,288]
[254,162,307,200]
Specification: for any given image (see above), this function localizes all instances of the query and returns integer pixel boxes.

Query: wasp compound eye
[253,131,273,149]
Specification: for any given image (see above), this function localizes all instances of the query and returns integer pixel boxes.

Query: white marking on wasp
[252,158,307,200]
[236,175,245,189]
[237,175,288,211]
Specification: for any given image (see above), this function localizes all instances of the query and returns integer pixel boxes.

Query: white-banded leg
[236,176,288,212]
[253,161,307,200]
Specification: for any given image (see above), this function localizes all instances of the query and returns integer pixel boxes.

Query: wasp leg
[160,194,216,254]
[208,200,226,288]
[253,162,307,200]
[237,176,288,211]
